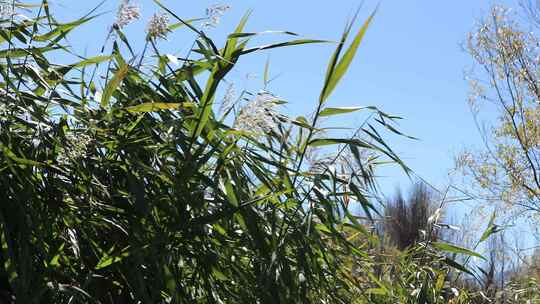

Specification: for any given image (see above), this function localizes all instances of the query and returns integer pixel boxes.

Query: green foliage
[0,2,524,304]
[0,1,412,303]
[342,228,481,304]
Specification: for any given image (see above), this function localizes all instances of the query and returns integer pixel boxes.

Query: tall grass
[0,1,412,303]
[0,1,518,303]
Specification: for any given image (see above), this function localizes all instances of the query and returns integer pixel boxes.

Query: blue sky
[52,0,514,194]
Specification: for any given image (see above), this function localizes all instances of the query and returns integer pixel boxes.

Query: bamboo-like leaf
[95,252,129,270]
[0,46,59,58]
[319,106,366,117]
[71,55,112,69]
[2,145,43,166]
[168,18,205,31]
[444,257,476,276]
[432,242,486,261]
[314,224,332,234]
[228,30,298,38]
[478,211,501,243]
[308,138,371,148]
[240,39,329,55]
[223,178,239,207]
[101,63,129,108]
[224,10,252,59]
[125,102,190,113]
[188,12,253,140]
[95,246,130,270]
[33,15,99,42]
[320,10,376,103]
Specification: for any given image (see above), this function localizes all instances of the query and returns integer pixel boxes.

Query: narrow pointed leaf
[478,212,500,243]
[125,102,192,113]
[240,39,329,55]
[101,63,129,108]
[432,242,486,261]
[33,15,98,41]
[319,106,366,117]
[321,10,375,102]
[228,30,298,38]
[71,55,112,69]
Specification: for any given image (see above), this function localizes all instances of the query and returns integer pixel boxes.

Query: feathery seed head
[146,12,170,39]
[204,4,231,28]
[57,133,93,165]
[218,83,236,114]
[115,0,140,28]
[0,2,14,20]
[234,91,282,135]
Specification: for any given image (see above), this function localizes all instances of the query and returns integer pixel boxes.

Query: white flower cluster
[234,91,282,135]
[146,12,170,39]
[0,2,14,20]
[204,4,231,28]
[115,0,140,29]
[218,83,235,114]
[0,98,9,118]
[307,149,367,177]
[0,89,19,121]
[57,133,93,165]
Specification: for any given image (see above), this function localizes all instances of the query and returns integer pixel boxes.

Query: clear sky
[50,0,515,194]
